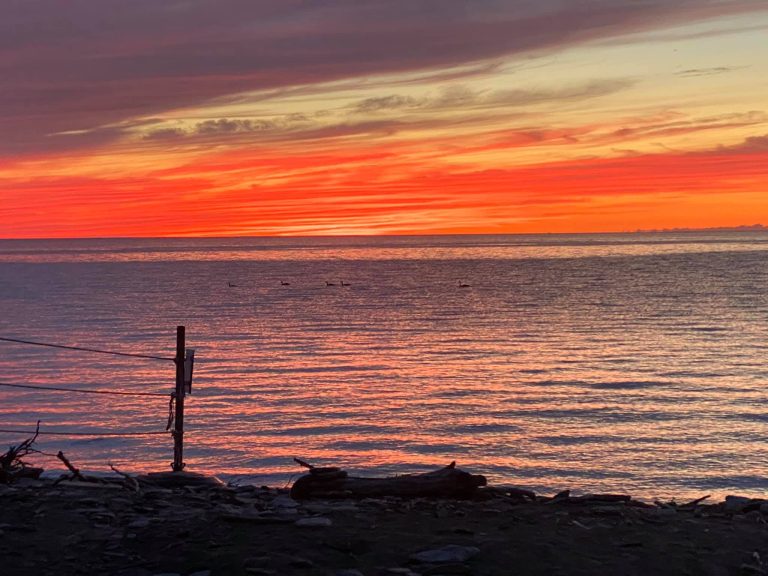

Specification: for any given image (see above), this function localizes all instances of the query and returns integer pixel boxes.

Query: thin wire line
[0,336,174,362]
[0,428,169,437]
[0,382,169,397]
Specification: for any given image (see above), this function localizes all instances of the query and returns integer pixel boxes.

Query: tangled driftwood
[0,423,44,483]
[290,459,487,500]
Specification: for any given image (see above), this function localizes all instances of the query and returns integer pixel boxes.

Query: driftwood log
[290,460,486,500]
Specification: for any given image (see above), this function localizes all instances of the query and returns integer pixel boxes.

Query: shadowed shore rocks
[2,474,768,576]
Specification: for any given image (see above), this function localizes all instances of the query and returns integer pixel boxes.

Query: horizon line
[1,224,766,242]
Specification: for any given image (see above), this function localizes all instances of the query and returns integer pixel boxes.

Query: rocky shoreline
[2,476,768,576]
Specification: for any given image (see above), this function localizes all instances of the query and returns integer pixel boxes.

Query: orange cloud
[2,138,766,237]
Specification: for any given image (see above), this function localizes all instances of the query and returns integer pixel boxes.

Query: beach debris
[55,450,94,483]
[0,421,44,483]
[741,562,767,575]
[410,544,480,564]
[571,519,592,530]
[480,486,536,502]
[109,463,141,492]
[290,460,487,500]
[545,489,571,503]
[505,486,537,501]
[679,494,711,509]
[568,493,632,504]
[53,451,139,491]
[543,492,636,507]
[289,556,314,568]
[725,495,754,514]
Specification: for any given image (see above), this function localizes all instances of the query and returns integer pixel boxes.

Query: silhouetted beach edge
[2,476,767,576]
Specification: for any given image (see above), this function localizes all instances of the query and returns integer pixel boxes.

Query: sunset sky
[1,1,767,237]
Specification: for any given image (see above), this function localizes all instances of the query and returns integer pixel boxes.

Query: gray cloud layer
[2,0,766,154]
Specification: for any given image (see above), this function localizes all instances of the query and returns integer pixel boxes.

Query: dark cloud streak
[674,66,745,77]
[1,0,766,154]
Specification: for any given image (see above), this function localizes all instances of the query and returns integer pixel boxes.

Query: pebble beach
[3,474,768,576]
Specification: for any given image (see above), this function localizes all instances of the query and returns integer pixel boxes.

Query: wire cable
[0,381,169,397]
[0,336,174,362]
[0,428,169,437]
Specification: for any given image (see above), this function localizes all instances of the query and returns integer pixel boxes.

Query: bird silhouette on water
[228,281,238,287]
[280,281,290,286]
[458,281,471,288]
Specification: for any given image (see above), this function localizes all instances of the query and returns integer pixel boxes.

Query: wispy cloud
[674,66,746,77]
[351,79,635,114]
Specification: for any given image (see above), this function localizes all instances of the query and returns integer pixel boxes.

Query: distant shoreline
[632,224,767,234]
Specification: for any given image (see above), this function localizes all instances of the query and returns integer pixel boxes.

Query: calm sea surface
[1,233,767,498]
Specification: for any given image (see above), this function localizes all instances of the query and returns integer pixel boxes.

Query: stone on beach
[422,564,474,575]
[295,516,333,527]
[410,544,480,563]
[724,495,754,514]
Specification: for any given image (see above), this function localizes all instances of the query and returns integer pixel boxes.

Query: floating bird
[228,281,238,287]
[280,281,290,286]
[325,281,337,287]
[340,280,351,287]
[458,281,471,288]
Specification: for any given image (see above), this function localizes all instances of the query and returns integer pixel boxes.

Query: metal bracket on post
[184,349,195,395]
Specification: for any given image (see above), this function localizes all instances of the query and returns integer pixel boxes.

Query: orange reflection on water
[1,235,767,499]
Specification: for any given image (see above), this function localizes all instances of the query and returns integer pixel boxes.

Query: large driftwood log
[290,460,486,500]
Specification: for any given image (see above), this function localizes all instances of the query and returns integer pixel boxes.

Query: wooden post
[172,325,186,472]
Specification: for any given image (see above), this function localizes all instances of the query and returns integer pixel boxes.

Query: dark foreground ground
[2,479,768,576]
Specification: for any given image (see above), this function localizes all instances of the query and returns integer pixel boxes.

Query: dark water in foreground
[1,232,767,498]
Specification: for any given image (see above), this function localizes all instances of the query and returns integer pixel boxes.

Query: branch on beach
[109,462,141,492]
[55,450,87,481]
[53,450,104,484]
[294,457,314,470]
[0,421,44,483]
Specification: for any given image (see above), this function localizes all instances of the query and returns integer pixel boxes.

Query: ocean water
[1,232,767,499]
